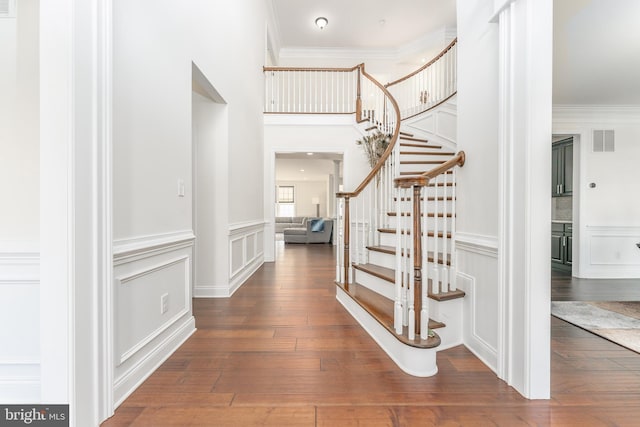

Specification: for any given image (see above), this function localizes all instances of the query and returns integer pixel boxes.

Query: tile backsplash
[552,196,572,221]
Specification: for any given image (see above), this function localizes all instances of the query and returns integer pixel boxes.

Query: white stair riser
[367,250,396,270]
[352,268,395,300]
[388,216,451,231]
[379,232,452,251]
[394,201,455,212]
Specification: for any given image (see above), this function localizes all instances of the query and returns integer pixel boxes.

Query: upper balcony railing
[386,38,457,121]
[263,38,457,121]
[263,66,359,114]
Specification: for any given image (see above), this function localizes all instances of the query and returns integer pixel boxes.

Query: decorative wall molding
[229,222,265,279]
[113,316,195,407]
[112,230,195,408]
[403,96,458,148]
[457,272,498,371]
[116,255,190,365]
[456,232,499,258]
[113,230,195,265]
[0,361,40,403]
[0,250,39,284]
[194,222,265,298]
[553,105,640,124]
[0,250,40,402]
[583,225,640,278]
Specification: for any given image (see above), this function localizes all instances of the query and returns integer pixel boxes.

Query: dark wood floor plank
[102,243,640,426]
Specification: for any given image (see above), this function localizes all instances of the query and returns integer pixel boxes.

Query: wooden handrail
[263,65,360,73]
[394,151,465,188]
[386,38,457,87]
[338,64,402,198]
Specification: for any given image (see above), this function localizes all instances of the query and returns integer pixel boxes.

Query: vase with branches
[356,131,391,168]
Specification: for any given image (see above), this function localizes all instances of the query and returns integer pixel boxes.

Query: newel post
[337,194,351,290]
[412,184,423,336]
[355,66,362,122]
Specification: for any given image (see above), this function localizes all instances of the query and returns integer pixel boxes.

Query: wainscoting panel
[455,233,499,372]
[584,226,640,278]
[0,249,40,402]
[112,232,196,406]
[228,221,265,296]
[404,97,458,148]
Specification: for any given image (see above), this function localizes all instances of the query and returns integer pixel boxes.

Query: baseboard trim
[113,315,196,408]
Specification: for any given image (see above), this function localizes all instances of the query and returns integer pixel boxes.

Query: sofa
[283,218,333,244]
[275,216,307,233]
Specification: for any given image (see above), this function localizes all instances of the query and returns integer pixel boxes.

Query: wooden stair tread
[400,136,429,143]
[377,229,452,238]
[353,263,394,283]
[428,289,466,301]
[400,151,456,156]
[350,263,464,300]
[400,160,447,165]
[366,245,452,266]
[336,281,443,349]
[398,173,457,183]
[395,196,454,202]
[365,125,378,131]
[397,171,454,177]
[399,131,414,137]
[400,142,442,149]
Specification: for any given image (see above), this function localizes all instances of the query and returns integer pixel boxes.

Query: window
[277,186,294,203]
[276,186,295,217]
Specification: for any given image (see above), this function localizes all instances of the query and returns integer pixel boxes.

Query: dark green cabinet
[552,139,573,197]
[551,222,572,272]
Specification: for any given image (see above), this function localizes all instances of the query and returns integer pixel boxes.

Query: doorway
[551,134,579,277]
[272,152,343,255]
[191,63,228,297]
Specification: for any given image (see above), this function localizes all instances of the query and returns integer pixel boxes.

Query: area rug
[551,301,640,354]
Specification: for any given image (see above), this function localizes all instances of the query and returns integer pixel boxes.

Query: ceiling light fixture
[307,152,314,156]
[315,17,328,30]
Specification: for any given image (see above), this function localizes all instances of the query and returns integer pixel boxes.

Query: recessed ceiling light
[379,19,386,25]
[315,17,328,30]
[307,152,314,156]
[421,58,426,63]
[300,169,305,172]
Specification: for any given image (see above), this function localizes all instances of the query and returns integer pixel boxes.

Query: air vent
[593,129,615,152]
[0,0,15,17]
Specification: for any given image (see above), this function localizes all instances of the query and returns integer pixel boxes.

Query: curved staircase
[264,39,464,377]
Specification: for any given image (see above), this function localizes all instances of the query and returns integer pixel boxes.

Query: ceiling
[268,0,640,105]
[553,0,640,105]
[269,0,456,50]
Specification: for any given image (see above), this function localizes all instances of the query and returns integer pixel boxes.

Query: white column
[495,0,553,399]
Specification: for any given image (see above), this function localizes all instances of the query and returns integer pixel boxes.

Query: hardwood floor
[102,244,640,426]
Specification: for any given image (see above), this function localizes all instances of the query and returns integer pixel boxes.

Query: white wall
[111,0,267,406]
[276,180,328,217]
[0,0,39,243]
[455,0,500,373]
[553,106,640,278]
[0,0,40,403]
[276,28,454,85]
[264,115,370,261]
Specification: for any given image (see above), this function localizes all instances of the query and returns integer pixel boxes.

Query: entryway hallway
[102,243,640,426]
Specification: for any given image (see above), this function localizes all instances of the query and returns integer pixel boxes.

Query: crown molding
[553,104,640,123]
